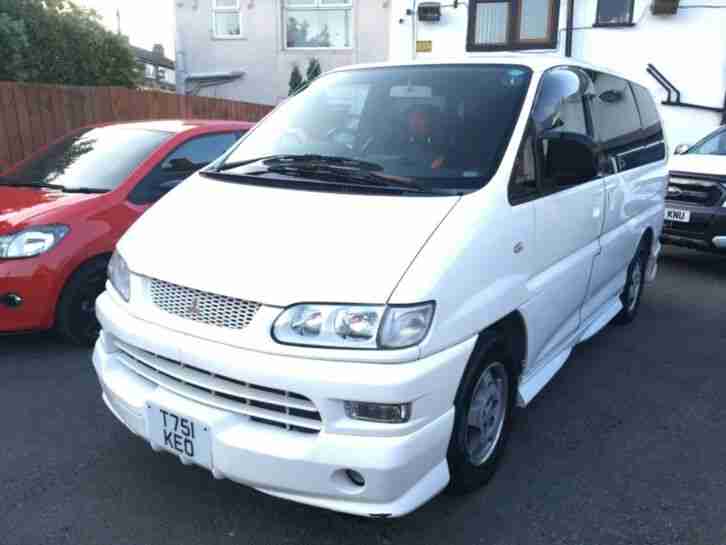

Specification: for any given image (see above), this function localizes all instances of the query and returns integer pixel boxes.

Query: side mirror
[674,143,690,155]
[539,130,599,185]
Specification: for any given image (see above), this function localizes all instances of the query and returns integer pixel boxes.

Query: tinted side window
[129,132,240,204]
[588,72,641,150]
[588,72,664,171]
[533,68,597,191]
[162,132,238,171]
[532,68,590,137]
[631,83,667,163]
[631,84,660,132]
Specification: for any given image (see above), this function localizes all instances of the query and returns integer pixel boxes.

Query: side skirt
[516,295,623,407]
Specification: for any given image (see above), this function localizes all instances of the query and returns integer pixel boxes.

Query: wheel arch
[54,252,112,324]
[490,311,527,379]
[462,310,528,391]
[640,226,654,253]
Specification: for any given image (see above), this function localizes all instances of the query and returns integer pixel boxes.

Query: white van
[94,56,667,517]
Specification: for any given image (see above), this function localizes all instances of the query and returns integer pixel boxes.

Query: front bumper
[661,202,726,253]
[93,291,476,517]
[0,258,61,332]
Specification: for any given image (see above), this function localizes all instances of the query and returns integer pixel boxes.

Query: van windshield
[219,64,532,194]
[686,127,726,156]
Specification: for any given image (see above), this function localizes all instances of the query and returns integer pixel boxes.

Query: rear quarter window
[631,83,667,164]
[631,84,662,133]
[588,71,641,150]
[588,72,665,171]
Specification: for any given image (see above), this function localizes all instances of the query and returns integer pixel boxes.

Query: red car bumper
[0,257,64,333]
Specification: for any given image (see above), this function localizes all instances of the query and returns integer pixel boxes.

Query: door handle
[514,242,524,254]
[606,184,618,207]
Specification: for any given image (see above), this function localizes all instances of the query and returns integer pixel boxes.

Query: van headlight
[0,225,69,258]
[108,250,131,302]
[272,302,434,350]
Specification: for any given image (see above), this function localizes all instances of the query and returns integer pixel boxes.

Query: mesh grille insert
[149,278,260,330]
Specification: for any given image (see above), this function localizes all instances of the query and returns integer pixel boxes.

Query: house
[174,0,391,105]
[387,0,726,148]
[133,43,177,92]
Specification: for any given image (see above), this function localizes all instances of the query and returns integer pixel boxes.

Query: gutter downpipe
[411,0,418,61]
[565,0,574,58]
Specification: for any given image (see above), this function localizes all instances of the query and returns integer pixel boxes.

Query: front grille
[149,278,260,330]
[667,174,725,207]
[115,341,322,434]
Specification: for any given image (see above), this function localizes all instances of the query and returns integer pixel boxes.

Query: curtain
[520,0,549,41]
[475,2,509,45]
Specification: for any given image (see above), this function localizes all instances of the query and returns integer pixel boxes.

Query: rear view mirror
[390,85,432,98]
[674,143,690,155]
[159,179,184,191]
[164,157,208,172]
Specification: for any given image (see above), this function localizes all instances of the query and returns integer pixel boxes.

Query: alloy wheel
[465,362,509,466]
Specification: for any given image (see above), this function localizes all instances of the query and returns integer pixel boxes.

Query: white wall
[387,0,726,147]
[176,0,391,105]
[387,0,569,61]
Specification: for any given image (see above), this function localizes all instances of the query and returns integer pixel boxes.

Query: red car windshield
[3,126,173,192]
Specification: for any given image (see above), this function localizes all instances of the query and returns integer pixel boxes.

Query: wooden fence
[0,82,274,169]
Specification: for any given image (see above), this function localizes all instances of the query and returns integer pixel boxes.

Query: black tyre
[613,242,647,325]
[56,256,109,346]
[447,341,517,495]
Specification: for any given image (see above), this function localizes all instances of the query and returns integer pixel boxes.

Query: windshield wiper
[214,154,429,193]
[267,164,427,192]
[229,161,426,193]
[0,181,108,194]
[216,154,385,173]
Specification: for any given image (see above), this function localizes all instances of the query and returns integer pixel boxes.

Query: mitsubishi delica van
[92,56,668,517]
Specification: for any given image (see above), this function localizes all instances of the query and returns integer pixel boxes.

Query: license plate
[146,404,211,467]
[665,208,691,223]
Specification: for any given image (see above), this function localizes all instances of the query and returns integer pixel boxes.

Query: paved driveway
[2,246,726,545]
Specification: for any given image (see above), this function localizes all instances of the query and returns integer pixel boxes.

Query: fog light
[345,469,365,487]
[1,293,23,308]
[344,401,411,423]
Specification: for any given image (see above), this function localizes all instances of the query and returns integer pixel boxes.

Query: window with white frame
[284,0,353,49]
[213,0,243,38]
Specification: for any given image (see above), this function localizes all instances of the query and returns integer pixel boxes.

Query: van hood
[0,186,97,234]
[669,154,726,177]
[118,175,460,306]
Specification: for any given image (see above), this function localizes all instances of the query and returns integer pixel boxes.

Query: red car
[1,119,253,345]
